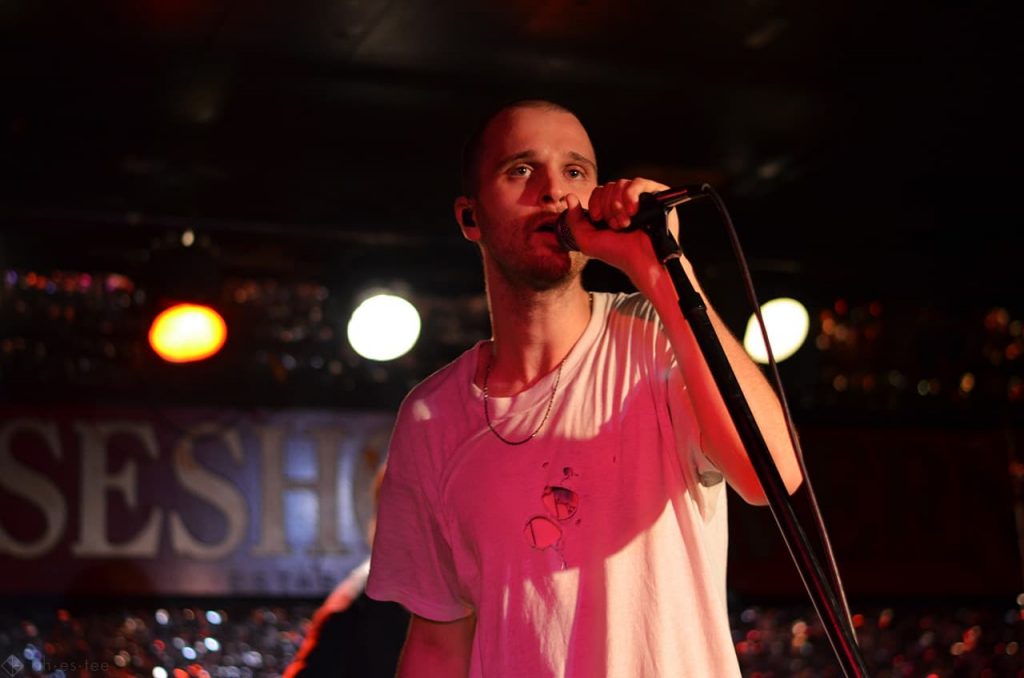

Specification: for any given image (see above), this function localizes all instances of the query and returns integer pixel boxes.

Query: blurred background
[1,0,1021,676]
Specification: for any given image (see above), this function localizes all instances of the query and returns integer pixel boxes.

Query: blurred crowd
[1,597,1022,677]
[728,597,1024,677]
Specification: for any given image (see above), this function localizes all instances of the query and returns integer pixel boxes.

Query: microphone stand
[636,188,869,678]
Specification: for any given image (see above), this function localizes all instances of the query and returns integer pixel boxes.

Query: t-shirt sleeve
[365,400,472,622]
[666,365,727,521]
[630,293,726,521]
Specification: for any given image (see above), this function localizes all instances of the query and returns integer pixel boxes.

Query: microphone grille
[555,213,579,252]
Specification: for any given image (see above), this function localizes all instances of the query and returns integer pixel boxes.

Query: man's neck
[479,282,591,395]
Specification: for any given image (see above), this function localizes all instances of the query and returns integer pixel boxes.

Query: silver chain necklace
[482,352,565,446]
[481,293,591,446]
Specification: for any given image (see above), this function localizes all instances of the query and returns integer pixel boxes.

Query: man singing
[366,99,802,677]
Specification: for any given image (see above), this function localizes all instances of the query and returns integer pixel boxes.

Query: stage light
[347,293,421,361]
[148,303,227,363]
[743,297,809,364]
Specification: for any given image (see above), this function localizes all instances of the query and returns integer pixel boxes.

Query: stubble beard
[487,242,586,292]
[477,210,588,291]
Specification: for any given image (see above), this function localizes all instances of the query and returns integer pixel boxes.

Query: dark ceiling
[0,0,1019,299]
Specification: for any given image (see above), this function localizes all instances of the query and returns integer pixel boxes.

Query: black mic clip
[556,184,710,263]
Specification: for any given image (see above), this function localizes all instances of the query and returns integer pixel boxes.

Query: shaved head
[461,100,591,197]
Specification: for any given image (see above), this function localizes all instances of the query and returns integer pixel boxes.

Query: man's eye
[508,166,531,177]
[566,168,585,179]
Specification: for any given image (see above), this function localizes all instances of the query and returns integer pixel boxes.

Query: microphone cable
[698,183,855,631]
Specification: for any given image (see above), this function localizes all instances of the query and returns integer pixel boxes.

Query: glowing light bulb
[347,293,421,361]
[148,303,227,363]
[743,297,809,364]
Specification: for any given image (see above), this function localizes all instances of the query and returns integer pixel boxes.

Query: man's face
[471,106,598,290]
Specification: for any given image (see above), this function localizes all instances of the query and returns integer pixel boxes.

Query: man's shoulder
[386,344,479,460]
[395,342,479,422]
[598,290,658,324]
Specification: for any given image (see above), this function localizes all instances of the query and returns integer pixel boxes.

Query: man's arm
[566,180,803,505]
[396,613,476,678]
[640,258,803,504]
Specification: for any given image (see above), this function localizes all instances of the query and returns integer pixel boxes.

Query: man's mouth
[534,217,559,233]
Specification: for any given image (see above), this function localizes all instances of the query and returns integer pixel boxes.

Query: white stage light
[347,293,421,361]
[743,297,809,364]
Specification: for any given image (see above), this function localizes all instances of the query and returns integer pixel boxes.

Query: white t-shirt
[367,292,739,677]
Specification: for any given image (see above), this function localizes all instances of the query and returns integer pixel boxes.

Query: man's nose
[537,169,567,205]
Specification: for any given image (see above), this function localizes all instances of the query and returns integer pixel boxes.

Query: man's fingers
[588,192,604,221]
[565,194,589,231]
[590,178,670,229]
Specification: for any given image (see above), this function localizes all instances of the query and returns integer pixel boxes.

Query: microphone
[555,184,710,252]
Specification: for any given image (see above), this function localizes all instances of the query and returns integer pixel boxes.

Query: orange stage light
[148,303,227,363]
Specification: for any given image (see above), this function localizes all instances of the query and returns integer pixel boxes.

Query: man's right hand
[563,177,679,297]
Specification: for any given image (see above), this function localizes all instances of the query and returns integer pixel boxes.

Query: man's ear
[454,196,480,242]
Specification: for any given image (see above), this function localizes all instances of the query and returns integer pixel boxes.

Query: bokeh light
[347,293,421,362]
[743,297,810,364]
[148,304,228,363]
